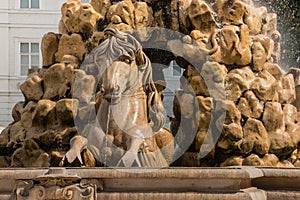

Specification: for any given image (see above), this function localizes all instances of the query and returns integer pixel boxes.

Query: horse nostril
[100,87,105,94]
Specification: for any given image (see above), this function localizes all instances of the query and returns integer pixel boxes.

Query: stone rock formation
[0,0,299,168]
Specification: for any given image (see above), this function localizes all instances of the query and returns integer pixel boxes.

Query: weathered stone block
[43,63,75,100]
[262,102,285,133]
[91,0,111,18]
[196,96,213,113]
[243,154,264,166]
[216,100,241,125]
[20,101,37,130]
[61,0,101,35]
[225,67,254,102]
[20,75,43,101]
[56,98,79,123]
[72,70,95,104]
[11,139,50,167]
[32,99,56,126]
[237,91,264,119]
[41,32,60,67]
[212,25,251,66]
[222,123,243,142]
[220,156,243,167]
[241,118,269,155]
[251,70,278,101]
[188,0,216,35]
[261,154,279,166]
[251,35,274,72]
[244,5,267,35]
[278,74,296,104]
[55,34,86,63]
[12,102,25,122]
[201,61,227,100]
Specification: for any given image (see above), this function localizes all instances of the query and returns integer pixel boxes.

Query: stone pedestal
[0,167,299,200]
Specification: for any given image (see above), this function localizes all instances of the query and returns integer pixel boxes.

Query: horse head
[82,28,165,132]
[101,46,141,104]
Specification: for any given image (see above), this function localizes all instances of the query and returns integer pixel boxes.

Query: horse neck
[99,87,149,133]
[120,87,148,124]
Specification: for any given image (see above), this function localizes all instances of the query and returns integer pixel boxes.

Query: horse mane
[82,28,165,132]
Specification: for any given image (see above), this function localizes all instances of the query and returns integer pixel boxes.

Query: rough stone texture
[220,156,243,167]
[188,0,217,36]
[11,139,50,167]
[243,154,264,166]
[134,2,154,29]
[167,37,209,64]
[262,102,285,134]
[55,34,87,63]
[106,0,135,31]
[289,68,300,111]
[218,1,246,26]
[244,5,267,35]
[90,0,111,19]
[11,102,25,122]
[56,98,79,123]
[251,70,278,101]
[201,61,227,100]
[237,91,264,119]
[32,100,56,127]
[20,75,43,101]
[182,65,208,96]
[197,96,213,113]
[223,123,243,142]
[278,74,296,104]
[154,128,175,165]
[225,67,255,102]
[72,70,95,104]
[251,36,274,72]
[283,104,298,133]
[61,0,102,36]
[261,154,279,166]
[241,118,269,156]
[264,63,283,81]
[1,0,300,168]
[216,100,241,125]
[86,31,106,52]
[43,63,75,100]
[211,24,251,66]
[20,101,37,130]
[41,32,60,67]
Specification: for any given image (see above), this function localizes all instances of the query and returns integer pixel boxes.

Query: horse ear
[135,48,147,67]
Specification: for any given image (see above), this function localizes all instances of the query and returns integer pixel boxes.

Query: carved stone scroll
[15,168,98,200]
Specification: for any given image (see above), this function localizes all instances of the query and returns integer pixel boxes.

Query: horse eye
[119,55,132,64]
[124,58,132,64]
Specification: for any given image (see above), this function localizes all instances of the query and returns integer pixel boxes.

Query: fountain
[0,0,299,199]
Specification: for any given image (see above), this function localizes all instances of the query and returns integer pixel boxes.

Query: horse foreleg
[116,151,142,167]
[116,137,144,167]
[60,135,88,166]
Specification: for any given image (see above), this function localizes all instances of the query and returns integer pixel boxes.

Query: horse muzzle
[101,85,122,104]
[103,93,121,104]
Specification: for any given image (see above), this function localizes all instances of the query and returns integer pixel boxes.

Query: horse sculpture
[62,28,174,167]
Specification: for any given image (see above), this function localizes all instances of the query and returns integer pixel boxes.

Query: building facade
[0,0,65,125]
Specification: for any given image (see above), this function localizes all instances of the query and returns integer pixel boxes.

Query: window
[20,0,39,8]
[172,61,182,76]
[20,42,40,76]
